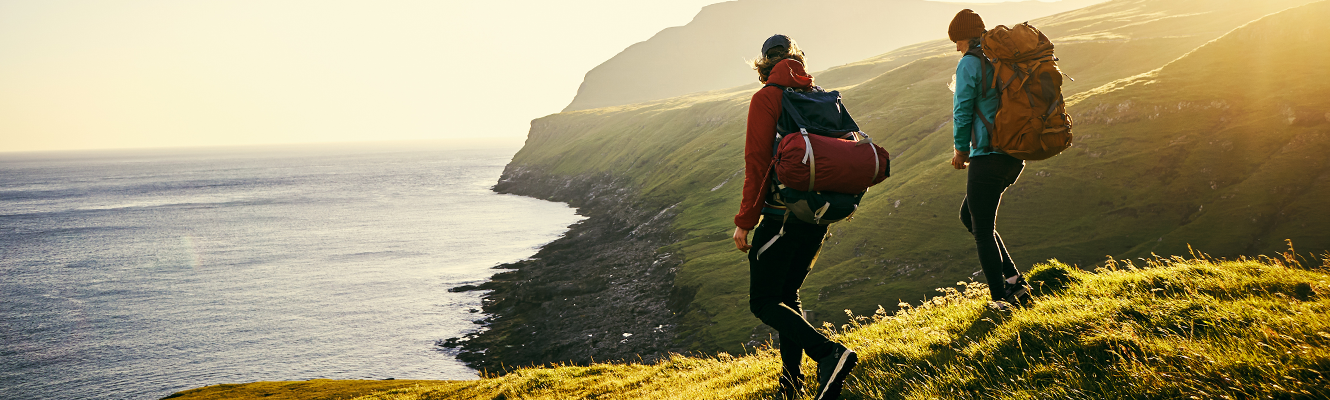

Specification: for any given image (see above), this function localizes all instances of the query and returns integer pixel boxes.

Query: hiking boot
[1002,274,1033,307]
[778,372,804,400]
[988,300,1016,313]
[814,344,857,400]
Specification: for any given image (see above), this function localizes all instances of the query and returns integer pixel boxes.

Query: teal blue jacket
[953,50,1002,157]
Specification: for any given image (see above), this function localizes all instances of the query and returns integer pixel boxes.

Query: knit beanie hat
[948,9,985,42]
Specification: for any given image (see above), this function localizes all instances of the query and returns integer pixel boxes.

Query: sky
[0,0,1041,153]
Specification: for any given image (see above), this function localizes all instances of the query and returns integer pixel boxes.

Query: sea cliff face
[449,166,690,370]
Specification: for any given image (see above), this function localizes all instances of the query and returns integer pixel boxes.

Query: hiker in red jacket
[732,34,857,400]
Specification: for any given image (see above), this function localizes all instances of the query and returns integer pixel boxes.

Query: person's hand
[733,227,751,252]
[950,148,970,170]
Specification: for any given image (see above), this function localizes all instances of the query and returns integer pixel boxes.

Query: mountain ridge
[563,0,1109,112]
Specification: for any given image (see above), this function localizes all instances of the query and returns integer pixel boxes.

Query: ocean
[0,141,583,400]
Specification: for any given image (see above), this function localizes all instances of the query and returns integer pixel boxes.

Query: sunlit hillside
[1062,3,1330,257]
[169,251,1330,399]
[490,0,1328,358]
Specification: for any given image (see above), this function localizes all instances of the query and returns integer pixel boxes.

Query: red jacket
[734,58,815,230]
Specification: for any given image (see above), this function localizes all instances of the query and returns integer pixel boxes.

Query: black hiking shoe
[1003,275,1033,307]
[988,300,1016,313]
[778,371,804,400]
[814,344,857,400]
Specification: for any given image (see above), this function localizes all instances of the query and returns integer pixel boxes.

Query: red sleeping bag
[774,132,890,193]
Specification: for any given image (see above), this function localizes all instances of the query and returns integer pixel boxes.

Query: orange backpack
[978,23,1073,160]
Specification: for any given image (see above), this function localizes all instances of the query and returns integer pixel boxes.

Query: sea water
[0,141,583,400]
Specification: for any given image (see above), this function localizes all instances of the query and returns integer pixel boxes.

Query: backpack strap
[763,83,789,157]
[800,132,816,192]
[1039,70,1065,118]
[754,212,790,260]
[964,48,996,153]
[762,83,788,212]
[974,106,996,153]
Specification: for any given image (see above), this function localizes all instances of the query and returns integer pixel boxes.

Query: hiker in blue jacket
[948,9,1032,311]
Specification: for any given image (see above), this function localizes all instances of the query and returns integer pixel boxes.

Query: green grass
[840,246,1330,399]
[171,248,1330,399]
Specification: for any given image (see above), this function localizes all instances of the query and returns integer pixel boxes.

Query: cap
[761,34,793,55]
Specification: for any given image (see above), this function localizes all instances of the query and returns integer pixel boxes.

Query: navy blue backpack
[755,84,890,258]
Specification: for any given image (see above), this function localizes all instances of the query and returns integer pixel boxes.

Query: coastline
[445,164,690,371]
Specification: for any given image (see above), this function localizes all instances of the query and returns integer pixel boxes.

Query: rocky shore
[442,164,691,372]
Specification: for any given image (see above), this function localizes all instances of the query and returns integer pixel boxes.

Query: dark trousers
[748,214,833,378]
[960,153,1025,301]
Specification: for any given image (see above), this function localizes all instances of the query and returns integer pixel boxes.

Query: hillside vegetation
[170,250,1330,399]
[501,0,1330,356]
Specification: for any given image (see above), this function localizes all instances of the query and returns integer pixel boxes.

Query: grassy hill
[499,0,1329,356]
[1061,3,1330,257]
[168,251,1330,399]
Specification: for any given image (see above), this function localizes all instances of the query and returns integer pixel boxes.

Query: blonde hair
[750,42,810,84]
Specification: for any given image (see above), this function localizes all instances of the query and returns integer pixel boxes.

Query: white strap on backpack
[754,213,791,260]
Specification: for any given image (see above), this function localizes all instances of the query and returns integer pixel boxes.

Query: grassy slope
[191,250,1329,399]
[505,0,1327,354]
[1060,2,1330,258]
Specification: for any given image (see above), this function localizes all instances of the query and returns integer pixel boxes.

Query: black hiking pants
[748,213,835,379]
[959,153,1025,301]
